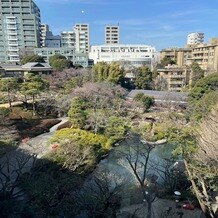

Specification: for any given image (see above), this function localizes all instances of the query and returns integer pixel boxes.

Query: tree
[160,57,176,67]
[133,93,155,112]
[20,74,48,115]
[75,170,125,217]
[105,116,129,143]
[188,73,218,102]
[108,62,125,84]
[118,134,158,218]
[154,76,168,91]
[68,97,88,129]
[49,55,72,71]
[92,62,125,84]
[0,151,37,216]
[50,128,111,171]
[0,77,17,108]
[187,90,218,121]
[70,82,127,133]
[186,105,218,217]
[188,73,218,121]
[0,107,10,123]
[45,68,93,91]
[133,66,153,90]
[190,62,204,87]
[21,54,45,65]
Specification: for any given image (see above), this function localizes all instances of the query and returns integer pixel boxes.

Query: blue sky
[34,0,218,50]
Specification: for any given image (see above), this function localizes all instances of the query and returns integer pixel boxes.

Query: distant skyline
[35,0,218,50]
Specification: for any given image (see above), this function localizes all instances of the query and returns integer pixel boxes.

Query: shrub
[0,107,10,121]
[49,128,112,171]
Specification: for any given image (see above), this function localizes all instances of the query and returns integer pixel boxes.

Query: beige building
[189,38,218,74]
[160,38,218,74]
[160,48,192,67]
[157,65,191,92]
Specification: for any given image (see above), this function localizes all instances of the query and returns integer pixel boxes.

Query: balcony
[7,31,18,35]
[8,47,19,51]
[8,42,18,46]
[169,80,184,85]
[193,51,204,54]
[6,20,17,24]
[8,37,18,40]
[169,74,185,78]
[8,53,19,57]
[7,25,17,30]
[193,56,203,60]
[170,87,182,91]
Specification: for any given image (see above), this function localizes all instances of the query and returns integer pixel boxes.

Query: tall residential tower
[0,0,41,63]
[105,24,120,44]
[74,23,90,53]
[187,32,204,45]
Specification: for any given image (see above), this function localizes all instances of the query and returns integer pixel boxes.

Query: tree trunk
[23,95,28,110]
[184,160,208,215]
[32,94,35,116]
[8,90,12,108]
[146,200,152,218]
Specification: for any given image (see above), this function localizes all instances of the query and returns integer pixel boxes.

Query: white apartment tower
[105,24,120,44]
[0,0,41,63]
[61,31,76,48]
[187,32,204,45]
[74,23,90,53]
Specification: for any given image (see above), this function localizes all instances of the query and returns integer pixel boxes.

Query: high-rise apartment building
[187,32,204,45]
[61,31,76,48]
[41,24,53,47]
[41,24,61,48]
[61,23,90,53]
[0,0,41,63]
[74,23,90,53]
[105,25,120,44]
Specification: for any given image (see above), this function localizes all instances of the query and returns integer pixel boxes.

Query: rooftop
[128,90,188,104]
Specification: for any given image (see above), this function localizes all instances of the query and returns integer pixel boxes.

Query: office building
[89,44,157,68]
[0,0,41,63]
[34,47,89,68]
[41,24,61,48]
[187,32,204,45]
[105,25,120,44]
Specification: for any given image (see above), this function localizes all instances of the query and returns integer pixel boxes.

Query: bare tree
[75,170,125,217]
[186,104,218,217]
[71,82,127,132]
[117,134,158,218]
[0,150,37,216]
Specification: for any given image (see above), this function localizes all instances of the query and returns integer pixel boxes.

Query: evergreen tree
[134,66,153,90]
